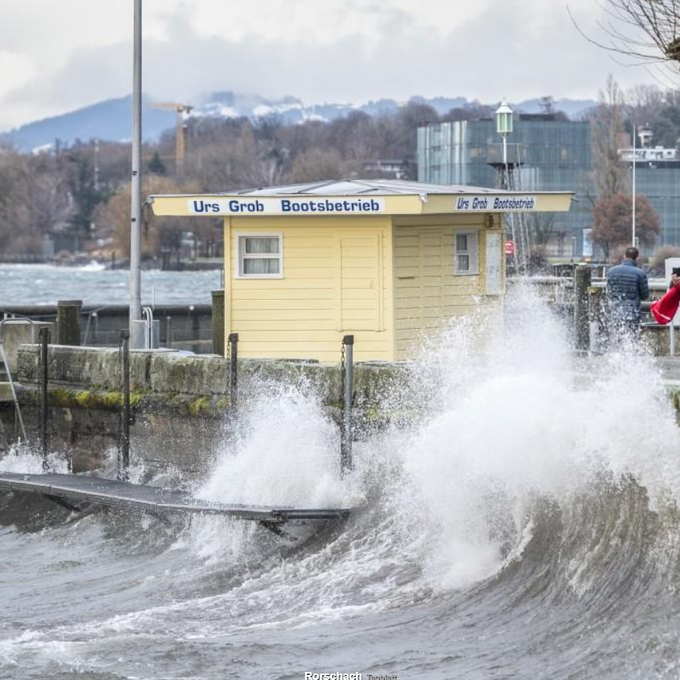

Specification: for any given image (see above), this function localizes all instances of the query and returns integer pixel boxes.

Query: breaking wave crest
[3,285,680,678]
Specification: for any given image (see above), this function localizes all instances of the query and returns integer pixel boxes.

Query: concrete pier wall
[6,345,680,480]
[1,304,213,354]
[2,346,404,477]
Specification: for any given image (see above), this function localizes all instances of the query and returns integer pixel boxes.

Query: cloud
[0,0,658,131]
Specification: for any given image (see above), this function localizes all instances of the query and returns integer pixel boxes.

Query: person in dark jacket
[606,246,649,338]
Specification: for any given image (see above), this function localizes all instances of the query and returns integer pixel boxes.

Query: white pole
[632,125,637,248]
[502,134,519,272]
[130,0,143,348]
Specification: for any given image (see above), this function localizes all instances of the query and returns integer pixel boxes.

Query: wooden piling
[228,332,238,419]
[57,300,82,346]
[211,290,225,356]
[573,265,591,352]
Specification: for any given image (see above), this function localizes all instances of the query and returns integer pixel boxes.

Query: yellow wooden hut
[149,179,572,362]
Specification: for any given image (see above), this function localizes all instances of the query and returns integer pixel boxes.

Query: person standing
[606,246,649,339]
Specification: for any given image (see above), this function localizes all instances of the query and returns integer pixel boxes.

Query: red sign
[504,240,515,256]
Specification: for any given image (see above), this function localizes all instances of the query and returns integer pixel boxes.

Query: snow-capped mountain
[0,91,596,153]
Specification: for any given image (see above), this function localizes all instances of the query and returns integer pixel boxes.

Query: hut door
[338,233,383,332]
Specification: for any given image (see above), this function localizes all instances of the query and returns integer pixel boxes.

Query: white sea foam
[0,444,69,474]
[192,284,680,594]
[384,284,680,590]
[198,381,360,509]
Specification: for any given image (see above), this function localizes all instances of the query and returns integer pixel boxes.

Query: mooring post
[340,335,354,476]
[211,290,225,356]
[39,326,50,471]
[119,330,131,480]
[228,332,238,419]
[573,265,591,353]
[57,300,82,346]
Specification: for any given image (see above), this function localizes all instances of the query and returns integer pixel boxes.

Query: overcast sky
[0,0,667,132]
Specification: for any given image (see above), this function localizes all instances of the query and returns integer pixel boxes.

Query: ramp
[0,472,351,523]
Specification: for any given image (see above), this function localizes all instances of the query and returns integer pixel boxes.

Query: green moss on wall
[34,387,149,411]
[188,396,212,416]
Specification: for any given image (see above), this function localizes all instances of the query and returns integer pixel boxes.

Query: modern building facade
[618,147,680,247]
[418,116,680,256]
[418,115,594,256]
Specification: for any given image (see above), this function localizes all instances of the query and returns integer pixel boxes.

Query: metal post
[228,333,238,419]
[39,327,50,470]
[632,125,637,248]
[574,265,591,353]
[671,322,675,357]
[119,330,131,480]
[340,335,354,476]
[129,0,143,349]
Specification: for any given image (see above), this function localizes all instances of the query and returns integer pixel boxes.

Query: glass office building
[620,148,680,247]
[418,116,680,255]
[418,117,595,256]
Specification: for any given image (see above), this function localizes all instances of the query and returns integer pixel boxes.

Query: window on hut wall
[454,231,478,275]
[236,233,283,278]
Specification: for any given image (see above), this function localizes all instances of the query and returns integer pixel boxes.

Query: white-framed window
[454,231,479,275]
[235,233,283,278]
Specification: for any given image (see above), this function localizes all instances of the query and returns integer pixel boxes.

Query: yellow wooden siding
[392,215,500,360]
[226,217,393,363]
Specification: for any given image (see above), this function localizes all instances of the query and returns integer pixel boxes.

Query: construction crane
[150,102,193,174]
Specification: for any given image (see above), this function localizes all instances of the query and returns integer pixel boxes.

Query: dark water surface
[0,264,221,306]
[1,479,679,680]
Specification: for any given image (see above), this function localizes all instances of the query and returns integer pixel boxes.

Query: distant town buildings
[362,159,411,180]
[417,114,680,256]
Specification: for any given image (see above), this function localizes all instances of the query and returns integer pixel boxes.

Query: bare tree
[571,1,680,68]
[590,75,630,200]
[592,191,660,259]
[290,148,345,183]
[526,213,559,247]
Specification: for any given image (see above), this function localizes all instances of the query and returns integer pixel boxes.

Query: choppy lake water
[2,287,680,679]
[0,264,221,306]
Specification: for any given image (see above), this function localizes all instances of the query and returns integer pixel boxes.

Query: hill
[0,92,596,153]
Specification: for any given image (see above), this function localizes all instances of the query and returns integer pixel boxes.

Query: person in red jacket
[651,271,680,325]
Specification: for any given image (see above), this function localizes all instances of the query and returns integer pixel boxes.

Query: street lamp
[632,125,637,248]
[130,0,143,349]
[495,100,519,271]
[495,100,514,187]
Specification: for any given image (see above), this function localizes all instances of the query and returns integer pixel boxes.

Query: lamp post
[129,0,143,349]
[495,100,514,189]
[495,100,519,271]
[632,125,637,248]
